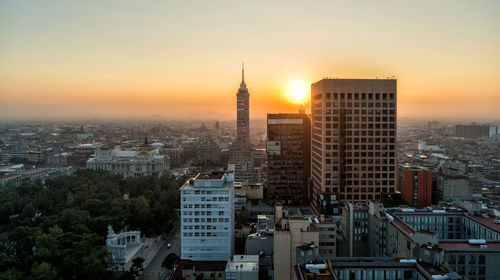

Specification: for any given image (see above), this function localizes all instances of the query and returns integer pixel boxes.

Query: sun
[286,79,308,104]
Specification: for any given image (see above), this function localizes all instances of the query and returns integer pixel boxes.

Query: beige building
[26,151,45,163]
[233,182,264,200]
[196,140,221,166]
[273,205,336,280]
[164,145,183,167]
[310,79,397,215]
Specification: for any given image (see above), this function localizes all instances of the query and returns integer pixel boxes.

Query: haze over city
[1,0,500,120]
[3,1,500,280]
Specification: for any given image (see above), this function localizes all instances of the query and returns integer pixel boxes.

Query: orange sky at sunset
[1,1,499,120]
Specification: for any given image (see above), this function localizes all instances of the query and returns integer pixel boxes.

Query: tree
[0,169,183,280]
[21,202,36,218]
[29,262,58,280]
[161,253,179,270]
[129,257,145,279]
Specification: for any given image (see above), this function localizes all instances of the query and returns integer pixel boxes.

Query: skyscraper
[235,64,250,147]
[229,65,263,184]
[267,113,311,204]
[310,79,397,214]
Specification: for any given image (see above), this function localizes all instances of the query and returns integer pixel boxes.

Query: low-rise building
[294,258,462,280]
[87,145,168,178]
[169,260,227,280]
[233,182,264,200]
[364,201,500,279]
[225,255,259,280]
[273,205,337,280]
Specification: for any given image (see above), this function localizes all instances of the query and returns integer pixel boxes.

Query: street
[141,224,181,280]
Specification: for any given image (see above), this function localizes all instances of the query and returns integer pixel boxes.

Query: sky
[1,0,499,120]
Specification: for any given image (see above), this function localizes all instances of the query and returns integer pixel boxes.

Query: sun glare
[286,79,308,104]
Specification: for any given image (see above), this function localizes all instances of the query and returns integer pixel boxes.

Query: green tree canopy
[0,169,181,279]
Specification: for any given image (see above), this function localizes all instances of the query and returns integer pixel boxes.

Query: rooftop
[194,171,225,180]
[473,215,500,232]
[225,255,259,272]
[169,260,227,280]
[438,241,500,250]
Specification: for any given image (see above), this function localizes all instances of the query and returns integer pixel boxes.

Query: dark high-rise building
[267,113,311,204]
[236,64,250,147]
[229,64,252,162]
[310,79,397,214]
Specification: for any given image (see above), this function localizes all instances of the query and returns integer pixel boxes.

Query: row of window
[325,175,395,183]
[182,218,229,223]
[183,225,224,230]
[323,108,396,114]
[182,197,229,202]
[183,232,228,237]
[313,101,396,109]
[319,92,396,100]
[182,204,229,209]
[326,187,396,193]
[322,193,388,201]
[401,215,500,240]
[182,190,228,195]
[182,211,226,216]
[325,166,395,173]
[325,172,395,178]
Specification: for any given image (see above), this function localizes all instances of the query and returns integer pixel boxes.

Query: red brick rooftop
[473,216,500,232]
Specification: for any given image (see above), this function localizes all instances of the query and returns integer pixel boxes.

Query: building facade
[273,205,337,280]
[399,165,432,208]
[233,182,264,200]
[196,140,222,166]
[87,146,168,178]
[180,171,235,261]
[364,201,500,280]
[267,113,311,205]
[310,79,397,214]
[341,202,370,257]
[455,124,500,138]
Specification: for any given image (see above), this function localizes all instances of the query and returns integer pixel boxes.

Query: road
[141,224,181,280]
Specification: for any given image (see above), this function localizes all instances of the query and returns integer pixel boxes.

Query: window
[478,255,485,264]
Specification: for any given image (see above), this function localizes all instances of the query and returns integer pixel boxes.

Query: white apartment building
[180,171,235,261]
[87,146,168,178]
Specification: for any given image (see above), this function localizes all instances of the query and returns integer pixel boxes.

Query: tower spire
[242,62,244,83]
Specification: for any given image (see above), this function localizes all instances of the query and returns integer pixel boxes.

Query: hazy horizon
[1,0,500,120]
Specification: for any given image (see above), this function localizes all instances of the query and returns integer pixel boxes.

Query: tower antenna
[242,62,244,83]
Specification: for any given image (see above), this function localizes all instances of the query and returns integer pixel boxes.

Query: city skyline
[1,1,500,120]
